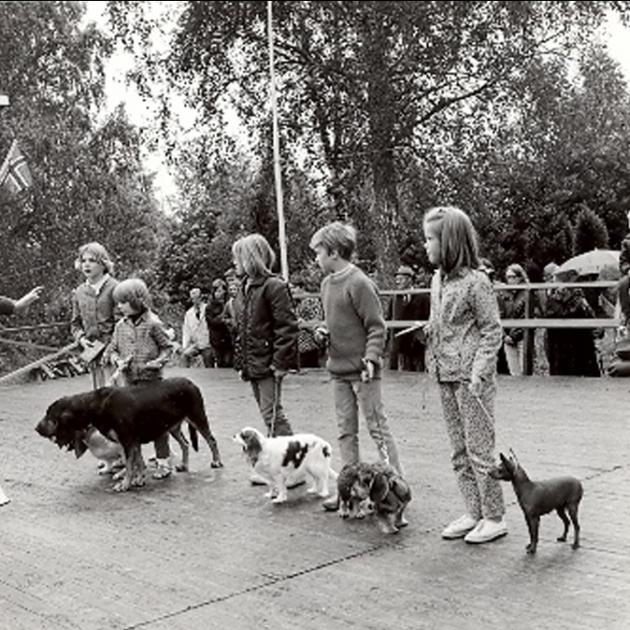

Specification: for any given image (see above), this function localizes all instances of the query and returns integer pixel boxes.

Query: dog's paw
[175,463,188,473]
[525,544,537,554]
[557,535,567,542]
[112,468,126,481]
[271,495,287,504]
[112,480,130,492]
[571,541,580,550]
[211,460,224,468]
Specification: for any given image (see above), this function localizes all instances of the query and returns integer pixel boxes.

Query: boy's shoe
[322,495,340,512]
[464,518,508,544]
[441,514,479,539]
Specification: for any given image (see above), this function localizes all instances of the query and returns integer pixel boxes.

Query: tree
[109,0,630,274]
[573,205,609,255]
[0,2,165,350]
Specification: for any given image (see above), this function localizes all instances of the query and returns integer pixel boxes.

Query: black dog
[36,377,223,492]
[490,450,583,554]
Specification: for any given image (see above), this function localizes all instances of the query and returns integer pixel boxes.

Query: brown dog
[490,450,583,554]
[35,377,223,492]
[338,462,411,534]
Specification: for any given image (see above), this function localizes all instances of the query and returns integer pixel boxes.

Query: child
[1,285,43,506]
[309,222,403,512]
[423,206,506,544]
[231,234,298,439]
[106,278,174,479]
[70,242,118,389]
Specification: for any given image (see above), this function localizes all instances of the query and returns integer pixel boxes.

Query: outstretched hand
[14,286,43,313]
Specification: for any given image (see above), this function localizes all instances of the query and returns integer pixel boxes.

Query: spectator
[205,279,233,367]
[386,265,430,371]
[545,272,600,376]
[617,205,630,326]
[292,274,324,369]
[181,287,213,367]
[499,263,529,376]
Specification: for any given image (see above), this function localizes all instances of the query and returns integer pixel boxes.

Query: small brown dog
[490,450,583,554]
[338,462,411,534]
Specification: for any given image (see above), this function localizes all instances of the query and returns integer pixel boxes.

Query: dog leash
[269,374,281,438]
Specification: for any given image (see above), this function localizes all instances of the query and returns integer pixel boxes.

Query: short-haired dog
[490,450,583,554]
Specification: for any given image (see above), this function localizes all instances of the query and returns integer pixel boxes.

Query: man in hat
[386,265,430,371]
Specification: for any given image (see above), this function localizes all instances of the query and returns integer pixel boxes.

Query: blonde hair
[505,263,529,283]
[309,222,356,260]
[423,206,479,274]
[75,242,114,274]
[232,234,276,278]
[113,278,151,312]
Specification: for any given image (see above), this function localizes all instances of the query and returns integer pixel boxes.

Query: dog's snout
[35,417,54,437]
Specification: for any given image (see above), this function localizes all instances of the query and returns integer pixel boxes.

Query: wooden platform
[0,368,628,630]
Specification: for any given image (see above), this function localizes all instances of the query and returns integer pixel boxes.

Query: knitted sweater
[321,264,386,376]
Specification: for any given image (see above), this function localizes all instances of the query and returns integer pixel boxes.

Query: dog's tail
[322,440,338,480]
[188,423,199,451]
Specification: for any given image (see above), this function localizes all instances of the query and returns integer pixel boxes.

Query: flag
[0,139,33,195]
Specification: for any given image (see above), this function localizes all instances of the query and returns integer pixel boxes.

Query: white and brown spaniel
[233,427,338,504]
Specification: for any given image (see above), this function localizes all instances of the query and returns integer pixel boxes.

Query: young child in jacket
[70,242,118,389]
[423,206,506,544]
[0,285,43,506]
[106,278,174,479]
[231,233,298,439]
[309,221,403,512]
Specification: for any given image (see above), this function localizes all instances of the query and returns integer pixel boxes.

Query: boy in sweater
[310,222,403,511]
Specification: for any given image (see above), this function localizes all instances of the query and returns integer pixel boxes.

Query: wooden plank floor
[1,367,628,630]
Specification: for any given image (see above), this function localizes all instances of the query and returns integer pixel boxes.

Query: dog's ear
[73,431,88,459]
[508,448,520,466]
[370,472,390,503]
[499,452,509,466]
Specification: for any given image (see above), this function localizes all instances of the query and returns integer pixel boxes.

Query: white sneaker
[441,514,479,539]
[464,518,508,544]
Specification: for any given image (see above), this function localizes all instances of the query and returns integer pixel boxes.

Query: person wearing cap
[205,278,233,367]
[386,265,430,371]
[181,287,213,367]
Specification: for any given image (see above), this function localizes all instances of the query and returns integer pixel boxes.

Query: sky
[82,3,630,207]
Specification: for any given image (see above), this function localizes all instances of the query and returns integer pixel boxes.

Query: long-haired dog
[233,427,338,504]
[490,450,583,554]
[338,462,411,534]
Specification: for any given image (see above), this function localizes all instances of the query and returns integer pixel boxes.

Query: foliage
[107,1,630,285]
[573,205,610,255]
[0,2,165,371]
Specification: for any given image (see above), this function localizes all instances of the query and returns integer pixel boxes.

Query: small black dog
[490,450,583,554]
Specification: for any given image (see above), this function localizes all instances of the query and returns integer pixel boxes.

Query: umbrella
[555,249,620,278]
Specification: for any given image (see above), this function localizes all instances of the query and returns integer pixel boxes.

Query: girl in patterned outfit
[107,278,174,479]
[70,242,118,389]
[423,206,507,544]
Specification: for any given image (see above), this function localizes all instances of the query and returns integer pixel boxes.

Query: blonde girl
[70,242,118,388]
[423,206,506,545]
[231,234,298,441]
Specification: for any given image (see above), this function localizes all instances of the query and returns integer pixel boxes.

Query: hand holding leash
[361,358,375,383]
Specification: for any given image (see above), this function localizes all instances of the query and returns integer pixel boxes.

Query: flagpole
[267,0,289,282]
